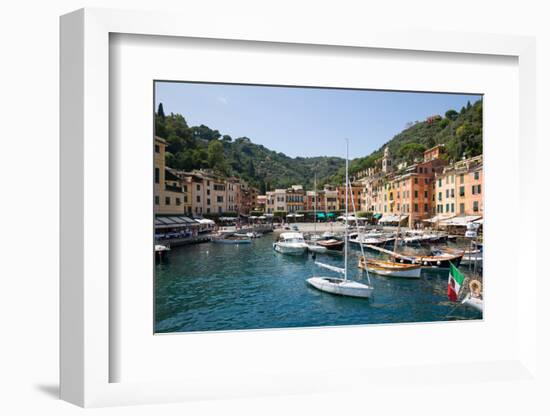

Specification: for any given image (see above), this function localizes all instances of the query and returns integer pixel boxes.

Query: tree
[207,140,225,171]
[445,109,459,120]
[222,135,232,142]
[398,143,427,162]
[157,102,165,119]
[247,159,255,177]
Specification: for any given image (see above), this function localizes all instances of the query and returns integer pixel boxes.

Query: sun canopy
[423,214,456,223]
[196,218,215,225]
[373,213,383,219]
[439,216,482,227]
[155,216,199,229]
[378,214,408,224]
[316,212,326,218]
[337,215,358,221]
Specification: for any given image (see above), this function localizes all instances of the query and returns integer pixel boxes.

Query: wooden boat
[366,244,463,268]
[316,238,344,251]
[358,257,421,278]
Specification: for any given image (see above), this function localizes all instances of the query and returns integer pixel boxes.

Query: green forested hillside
[348,99,482,174]
[154,99,482,191]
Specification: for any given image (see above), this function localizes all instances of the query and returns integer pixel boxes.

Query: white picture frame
[60,8,537,408]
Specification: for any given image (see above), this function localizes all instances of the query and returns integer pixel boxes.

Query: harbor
[155,223,482,333]
[153,84,484,333]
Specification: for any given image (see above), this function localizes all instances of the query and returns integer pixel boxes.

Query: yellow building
[154,137,187,215]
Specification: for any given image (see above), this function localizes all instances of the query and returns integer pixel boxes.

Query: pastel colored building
[154,137,188,215]
[337,184,362,212]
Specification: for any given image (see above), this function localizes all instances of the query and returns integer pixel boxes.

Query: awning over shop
[196,218,215,225]
[337,215,358,221]
[316,212,326,219]
[423,214,456,223]
[378,214,408,224]
[155,215,200,229]
[219,217,238,221]
[373,213,383,220]
[326,212,336,218]
[439,215,482,227]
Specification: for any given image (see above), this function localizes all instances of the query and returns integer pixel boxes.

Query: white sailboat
[307,139,374,299]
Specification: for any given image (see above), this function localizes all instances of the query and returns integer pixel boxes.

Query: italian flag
[448,262,464,302]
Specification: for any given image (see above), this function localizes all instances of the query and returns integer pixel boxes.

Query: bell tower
[382,146,392,173]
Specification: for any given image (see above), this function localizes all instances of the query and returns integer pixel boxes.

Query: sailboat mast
[314,173,317,235]
[344,139,349,281]
[393,208,402,254]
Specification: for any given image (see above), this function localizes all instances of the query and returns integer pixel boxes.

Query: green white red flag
[448,262,464,302]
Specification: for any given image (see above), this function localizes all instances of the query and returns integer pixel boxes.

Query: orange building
[305,190,326,212]
[382,157,447,227]
[337,185,362,212]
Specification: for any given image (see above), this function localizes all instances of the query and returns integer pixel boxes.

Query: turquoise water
[155,234,482,333]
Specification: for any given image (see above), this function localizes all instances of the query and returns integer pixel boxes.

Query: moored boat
[212,235,252,244]
[273,232,308,255]
[316,238,344,251]
[307,139,374,299]
[307,275,373,298]
[358,257,422,278]
[366,244,463,268]
[307,243,328,254]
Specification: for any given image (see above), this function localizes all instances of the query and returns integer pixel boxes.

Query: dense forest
[154,99,482,191]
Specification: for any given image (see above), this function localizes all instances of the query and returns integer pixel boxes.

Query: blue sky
[155,82,482,159]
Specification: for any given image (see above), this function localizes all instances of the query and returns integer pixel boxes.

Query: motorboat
[154,244,171,260]
[212,235,252,244]
[273,232,308,255]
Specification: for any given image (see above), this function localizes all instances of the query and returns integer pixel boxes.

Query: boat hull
[316,239,344,251]
[399,256,462,268]
[362,261,422,278]
[273,242,308,255]
[213,238,252,244]
[307,277,373,298]
[307,244,328,254]
[462,294,483,312]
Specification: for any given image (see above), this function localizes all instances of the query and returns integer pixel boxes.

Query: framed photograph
[60,8,537,407]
